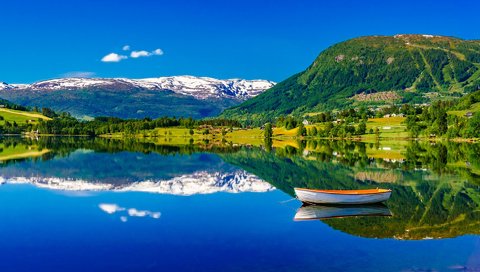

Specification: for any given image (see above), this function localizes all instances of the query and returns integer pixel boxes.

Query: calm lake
[0,137,479,272]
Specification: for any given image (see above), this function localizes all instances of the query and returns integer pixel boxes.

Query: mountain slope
[0,76,274,119]
[0,108,50,124]
[221,35,480,123]
[0,97,50,126]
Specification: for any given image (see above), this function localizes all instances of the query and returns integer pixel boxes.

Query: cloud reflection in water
[99,203,161,222]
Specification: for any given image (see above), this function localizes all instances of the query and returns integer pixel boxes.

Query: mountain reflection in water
[0,137,273,195]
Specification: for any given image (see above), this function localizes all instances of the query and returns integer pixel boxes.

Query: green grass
[448,102,480,117]
[273,127,299,137]
[364,117,409,138]
[0,108,50,125]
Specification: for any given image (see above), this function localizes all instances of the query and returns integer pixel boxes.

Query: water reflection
[0,137,273,195]
[221,140,480,240]
[0,136,479,240]
[99,203,161,222]
[294,204,391,220]
[1,171,273,195]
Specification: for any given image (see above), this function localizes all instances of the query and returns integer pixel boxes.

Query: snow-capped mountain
[0,76,275,119]
[1,76,275,100]
[138,76,274,99]
[0,170,275,195]
[0,82,15,90]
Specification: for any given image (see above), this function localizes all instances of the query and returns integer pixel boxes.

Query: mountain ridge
[0,76,275,119]
[0,75,275,100]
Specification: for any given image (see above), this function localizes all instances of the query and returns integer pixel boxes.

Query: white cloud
[61,71,96,78]
[101,48,163,62]
[130,50,151,58]
[130,48,164,58]
[152,49,164,56]
[101,53,128,63]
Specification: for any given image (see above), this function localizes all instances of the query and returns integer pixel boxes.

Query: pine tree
[264,123,273,138]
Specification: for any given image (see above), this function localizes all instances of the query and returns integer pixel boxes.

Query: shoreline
[0,133,474,143]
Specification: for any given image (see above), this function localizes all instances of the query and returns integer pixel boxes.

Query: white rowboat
[294,188,392,205]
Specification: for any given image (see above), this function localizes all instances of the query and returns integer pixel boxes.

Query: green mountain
[221,34,480,123]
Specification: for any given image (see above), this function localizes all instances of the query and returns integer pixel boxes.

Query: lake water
[0,137,479,272]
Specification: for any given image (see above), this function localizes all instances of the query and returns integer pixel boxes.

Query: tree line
[405,101,480,138]
[33,111,242,136]
[0,98,244,136]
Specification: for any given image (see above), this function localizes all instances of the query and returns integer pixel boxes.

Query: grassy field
[0,108,51,125]
[101,114,478,148]
[364,116,409,138]
[0,143,50,162]
[273,127,299,137]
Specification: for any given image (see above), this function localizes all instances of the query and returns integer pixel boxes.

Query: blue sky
[1,0,479,83]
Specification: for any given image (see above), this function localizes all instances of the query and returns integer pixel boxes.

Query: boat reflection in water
[294,204,392,221]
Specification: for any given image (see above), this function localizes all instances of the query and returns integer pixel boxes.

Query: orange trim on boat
[294,188,391,195]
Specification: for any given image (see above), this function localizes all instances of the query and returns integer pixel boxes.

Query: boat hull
[295,188,391,205]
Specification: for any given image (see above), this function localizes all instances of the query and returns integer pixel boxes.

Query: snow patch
[1,76,275,100]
